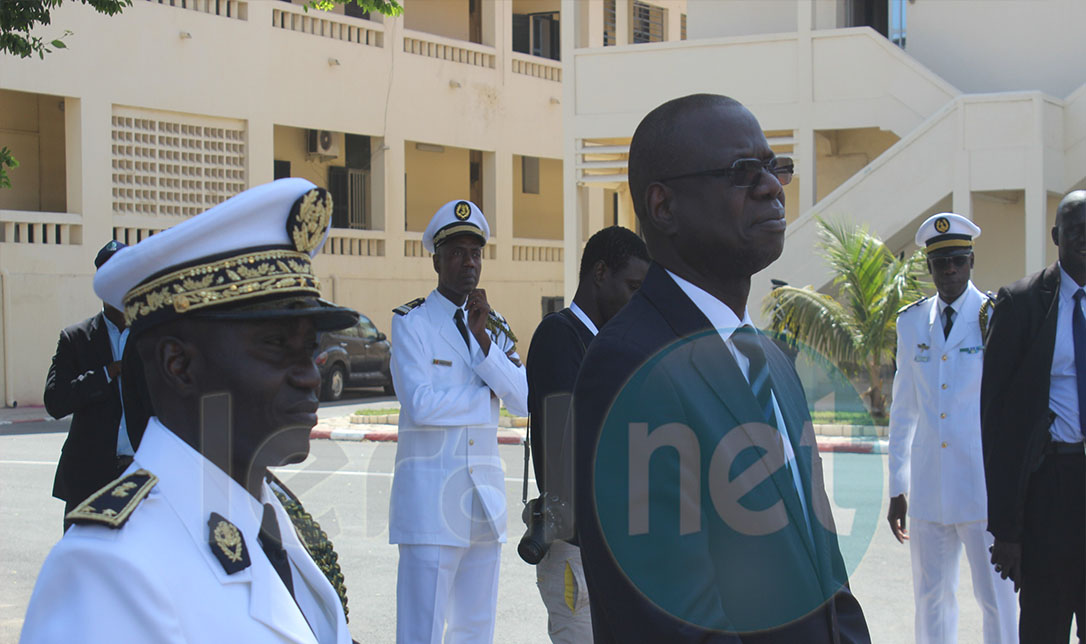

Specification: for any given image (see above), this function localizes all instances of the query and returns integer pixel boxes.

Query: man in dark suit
[44,240,146,524]
[983,190,1086,641]
[525,225,649,643]
[572,94,870,643]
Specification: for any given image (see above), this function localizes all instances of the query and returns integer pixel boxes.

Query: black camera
[517,493,571,565]
[518,497,549,565]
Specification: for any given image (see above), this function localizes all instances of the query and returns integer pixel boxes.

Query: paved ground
[0,392,1008,643]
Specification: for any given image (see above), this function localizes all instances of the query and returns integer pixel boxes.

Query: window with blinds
[632,1,664,44]
[603,0,616,46]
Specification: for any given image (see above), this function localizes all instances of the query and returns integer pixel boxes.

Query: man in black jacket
[44,240,146,526]
[983,190,1086,641]
[525,225,648,643]
[572,94,869,643]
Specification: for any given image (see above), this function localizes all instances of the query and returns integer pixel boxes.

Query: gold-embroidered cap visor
[123,248,358,333]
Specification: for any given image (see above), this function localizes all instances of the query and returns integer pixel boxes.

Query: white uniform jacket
[20,418,350,644]
[889,283,989,525]
[389,289,529,547]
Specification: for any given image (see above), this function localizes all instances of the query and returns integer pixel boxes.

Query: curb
[310,426,887,453]
[0,416,54,426]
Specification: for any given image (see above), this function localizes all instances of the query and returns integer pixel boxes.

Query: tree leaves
[762,217,930,417]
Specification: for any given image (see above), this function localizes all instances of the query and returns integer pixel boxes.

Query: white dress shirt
[568,301,599,337]
[664,270,812,538]
[103,315,133,456]
[1050,264,1086,443]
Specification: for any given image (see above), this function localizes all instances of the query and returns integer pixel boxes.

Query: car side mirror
[375,332,387,341]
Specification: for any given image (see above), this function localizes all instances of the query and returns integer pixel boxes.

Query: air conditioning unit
[306,130,339,158]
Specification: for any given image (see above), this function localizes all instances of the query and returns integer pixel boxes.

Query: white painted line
[0,460,56,466]
[277,467,535,484]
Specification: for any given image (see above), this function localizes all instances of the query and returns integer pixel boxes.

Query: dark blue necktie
[732,327,777,430]
[454,308,471,349]
[1073,289,1086,439]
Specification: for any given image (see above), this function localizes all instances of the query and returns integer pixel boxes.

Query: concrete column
[82,98,113,255]
[561,0,579,302]
[580,0,604,48]
[666,6,682,42]
[382,136,406,254]
[616,0,630,45]
[586,186,606,234]
[64,97,83,217]
[247,117,274,187]
[494,148,514,261]
[1024,94,1047,274]
[481,149,498,238]
[951,102,972,220]
[796,1,816,213]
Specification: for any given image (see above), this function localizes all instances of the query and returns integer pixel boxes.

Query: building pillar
[1024,95,1047,274]
[247,117,274,187]
[561,0,580,302]
[796,0,816,213]
[615,0,630,45]
[381,136,406,254]
[494,148,514,261]
[81,98,113,254]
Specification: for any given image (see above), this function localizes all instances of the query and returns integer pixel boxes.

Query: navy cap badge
[454,201,471,221]
[288,188,333,254]
[208,513,251,574]
[934,217,950,233]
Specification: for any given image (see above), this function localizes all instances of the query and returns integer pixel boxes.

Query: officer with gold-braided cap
[888,212,1017,644]
[389,198,528,644]
[21,178,359,644]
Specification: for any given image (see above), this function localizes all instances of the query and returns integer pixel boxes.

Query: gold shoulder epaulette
[66,469,157,529]
[486,309,517,344]
[393,297,425,316]
[979,291,996,338]
[267,476,350,622]
[897,297,926,316]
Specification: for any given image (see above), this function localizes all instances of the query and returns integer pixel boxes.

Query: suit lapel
[428,295,472,363]
[89,312,118,376]
[642,267,815,559]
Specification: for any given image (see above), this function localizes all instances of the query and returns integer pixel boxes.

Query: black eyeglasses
[929,255,971,270]
[657,156,795,189]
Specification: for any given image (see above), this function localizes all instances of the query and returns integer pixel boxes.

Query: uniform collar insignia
[208,512,251,575]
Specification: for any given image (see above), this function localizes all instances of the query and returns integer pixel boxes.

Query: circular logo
[589,328,883,633]
[454,201,472,221]
[934,217,950,234]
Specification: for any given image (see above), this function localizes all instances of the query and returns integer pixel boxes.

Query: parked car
[316,314,394,401]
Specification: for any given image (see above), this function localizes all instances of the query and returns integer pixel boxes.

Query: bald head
[628,94,743,223]
[1055,189,1086,286]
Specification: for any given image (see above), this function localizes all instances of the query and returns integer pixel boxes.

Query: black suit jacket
[44,312,146,505]
[980,262,1062,543]
[572,263,869,643]
[526,307,595,490]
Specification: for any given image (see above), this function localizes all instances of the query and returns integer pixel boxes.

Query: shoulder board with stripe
[393,297,425,316]
[486,309,517,344]
[897,296,927,316]
[66,469,157,529]
[979,291,996,338]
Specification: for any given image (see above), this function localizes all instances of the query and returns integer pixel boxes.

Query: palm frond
[762,285,862,370]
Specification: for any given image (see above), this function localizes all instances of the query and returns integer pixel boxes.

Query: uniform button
[468,439,474,446]
[941,354,948,361]
[941,441,948,448]
[940,413,947,419]
[941,384,948,390]
[469,468,474,474]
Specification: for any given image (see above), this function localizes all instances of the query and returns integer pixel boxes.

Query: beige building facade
[0,0,606,406]
[562,0,1084,318]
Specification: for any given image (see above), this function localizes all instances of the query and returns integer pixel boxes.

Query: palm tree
[762,218,929,421]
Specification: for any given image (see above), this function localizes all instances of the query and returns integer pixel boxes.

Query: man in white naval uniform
[389,199,529,644]
[888,212,1017,643]
[20,179,359,644]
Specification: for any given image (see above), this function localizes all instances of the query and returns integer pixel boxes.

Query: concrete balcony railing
[271,3,384,48]
[144,0,246,20]
[511,52,561,82]
[403,233,497,259]
[512,239,563,262]
[0,211,83,245]
[321,229,387,257]
[403,29,496,69]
